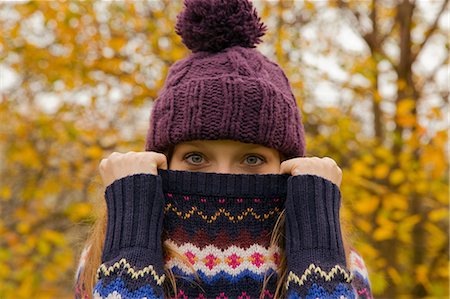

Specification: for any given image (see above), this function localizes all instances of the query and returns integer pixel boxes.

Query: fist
[99,151,168,188]
[279,157,342,187]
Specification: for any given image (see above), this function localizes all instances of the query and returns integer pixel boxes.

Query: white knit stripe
[164,239,280,277]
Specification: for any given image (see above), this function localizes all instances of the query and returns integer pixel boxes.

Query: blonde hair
[76,150,352,298]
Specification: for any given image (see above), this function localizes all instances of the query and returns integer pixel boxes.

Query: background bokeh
[0,0,448,298]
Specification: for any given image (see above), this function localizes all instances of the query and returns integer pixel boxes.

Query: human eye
[243,154,265,166]
[184,152,205,165]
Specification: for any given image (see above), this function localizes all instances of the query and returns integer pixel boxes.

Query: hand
[99,151,168,188]
[279,156,342,187]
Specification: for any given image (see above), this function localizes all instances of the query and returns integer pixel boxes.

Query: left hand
[279,156,342,188]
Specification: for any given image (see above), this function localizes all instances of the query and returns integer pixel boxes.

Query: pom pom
[175,0,267,53]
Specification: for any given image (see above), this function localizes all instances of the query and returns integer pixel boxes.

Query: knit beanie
[145,0,306,159]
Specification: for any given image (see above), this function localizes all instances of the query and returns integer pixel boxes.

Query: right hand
[99,151,168,188]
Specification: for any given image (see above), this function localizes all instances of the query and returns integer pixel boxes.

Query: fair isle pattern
[285,264,353,289]
[349,249,373,299]
[93,278,163,299]
[164,203,281,223]
[93,290,123,299]
[78,172,375,298]
[164,239,280,277]
[76,244,372,298]
[349,250,370,282]
[96,258,165,285]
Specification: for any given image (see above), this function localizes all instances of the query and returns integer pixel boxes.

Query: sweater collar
[157,169,290,198]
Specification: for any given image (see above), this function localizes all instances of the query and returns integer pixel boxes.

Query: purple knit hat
[145,0,306,159]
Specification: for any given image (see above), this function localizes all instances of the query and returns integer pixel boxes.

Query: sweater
[75,169,373,298]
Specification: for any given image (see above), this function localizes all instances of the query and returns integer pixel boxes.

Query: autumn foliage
[0,1,448,298]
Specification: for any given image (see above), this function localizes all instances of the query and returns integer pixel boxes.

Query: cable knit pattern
[75,169,373,298]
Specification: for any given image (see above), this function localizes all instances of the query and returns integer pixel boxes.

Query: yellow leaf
[397,79,407,91]
[373,215,396,241]
[373,164,390,179]
[397,215,421,243]
[374,146,394,164]
[38,239,51,256]
[66,202,93,222]
[397,98,415,116]
[428,208,448,222]
[352,160,371,178]
[387,266,402,285]
[86,145,103,160]
[414,180,428,194]
[397,114,416,128]
[355,218,373,234]
[43,265,58,282]
[357,243,378,260]
[0,186,12,200]
[0,262,11,278]
[16,222,30,235]
[354,195,380,215]
[389,169,405,185]
[396,98,416,127]
[373,226,394,241]
[415,264,430,288]
[305,1,316,11]
[383,194,408,210]
[42,229,66,246]
[425,222,446,245]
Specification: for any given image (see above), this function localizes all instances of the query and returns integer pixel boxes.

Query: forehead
[177,139,269,149]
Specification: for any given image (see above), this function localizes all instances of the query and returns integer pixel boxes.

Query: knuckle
[109,151,119,158]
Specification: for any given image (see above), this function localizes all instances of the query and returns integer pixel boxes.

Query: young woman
[75,0,372,298]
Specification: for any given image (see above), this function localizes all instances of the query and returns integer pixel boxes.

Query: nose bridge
[215,163,232,174]
[214,158,235,174]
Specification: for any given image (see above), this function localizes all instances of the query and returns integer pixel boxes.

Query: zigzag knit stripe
[164,203,282,223]
[164,240,280,277]
[95,257,165,295]
[285,264,353,289]
[164,226,275,249]
[93,277,163,299]
[285,263,354,298]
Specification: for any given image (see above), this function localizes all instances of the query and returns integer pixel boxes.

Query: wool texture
[74,169,373,298]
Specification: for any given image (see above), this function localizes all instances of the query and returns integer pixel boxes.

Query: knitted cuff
[285,174,346,271]
[101,173,165,271]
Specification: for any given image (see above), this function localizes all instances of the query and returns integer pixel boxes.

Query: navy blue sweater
[83,169,372,298]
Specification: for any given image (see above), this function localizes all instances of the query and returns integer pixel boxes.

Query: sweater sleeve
[93,173,166,299]
[284,174,355,298]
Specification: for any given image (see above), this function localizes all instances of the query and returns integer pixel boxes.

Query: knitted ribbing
[285,174,352,297]
[99,174,166,298]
